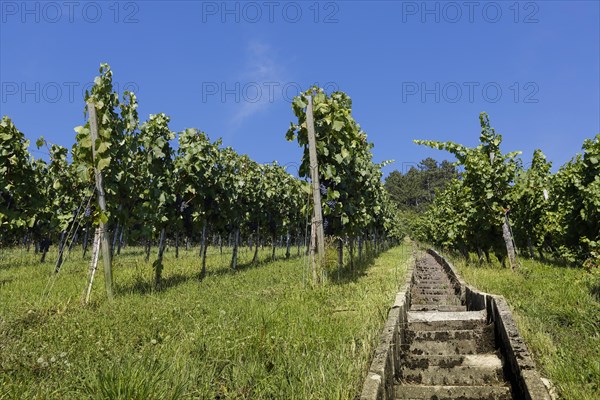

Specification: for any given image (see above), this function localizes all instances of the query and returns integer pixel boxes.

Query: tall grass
[447,254,600,400]
[0,242,412,399]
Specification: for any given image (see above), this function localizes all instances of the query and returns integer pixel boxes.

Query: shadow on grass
[117,273,192,295]
[0,263,15,271]
[0,277,14,286]
[444,248,579,270]
[6,304,72,333]
[118,253,305,295]
[520,255,577,269]
[589,280,600,302]
[327,254,377,285]
[203,253,304,279]
[114,249,147,257]
[0,258,41,271]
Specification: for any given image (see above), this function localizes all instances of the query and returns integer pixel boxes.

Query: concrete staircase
[395,254,513,399]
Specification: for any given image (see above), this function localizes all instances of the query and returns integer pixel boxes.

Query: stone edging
[359,248,553,400]
[428,249,552,400]
[359,252,415,400]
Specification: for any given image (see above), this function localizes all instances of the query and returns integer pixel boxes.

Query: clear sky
[1,1,599,177]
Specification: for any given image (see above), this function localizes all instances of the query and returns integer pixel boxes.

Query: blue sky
[1,1,599,176]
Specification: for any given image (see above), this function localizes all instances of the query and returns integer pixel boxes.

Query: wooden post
[252,225,260,264]
[502,211,518,269]
[111,220,120,258]
[200,220,208,279]
[154,227,166,288]
[117,227,124,255]
[82,227,101,305]
[231,227,240,270]
[306,95,325,284]
[54,230,66,273]
[88,101,114,300]
[310,211,318,283]
[82,224,90,257]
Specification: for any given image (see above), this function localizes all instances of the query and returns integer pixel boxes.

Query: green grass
[0,242,412,399]
[447,254,600,400]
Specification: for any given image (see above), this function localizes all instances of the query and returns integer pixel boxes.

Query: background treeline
[384,158,458,244]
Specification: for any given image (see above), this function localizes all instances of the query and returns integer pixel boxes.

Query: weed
[0,243,411,399]
[451,256,600,400]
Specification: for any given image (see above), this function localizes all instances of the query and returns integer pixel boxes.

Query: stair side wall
[360,256,415,400]
[427,249,552,400]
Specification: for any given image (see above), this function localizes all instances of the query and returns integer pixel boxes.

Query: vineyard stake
[88,101,114,300]
[82,227,101,305]
[306,95,325,284]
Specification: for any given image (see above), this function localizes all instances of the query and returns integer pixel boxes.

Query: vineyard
[1,64,402,298]
[0,65,406,398]
[410,113,600,271]
[1,64,599,399]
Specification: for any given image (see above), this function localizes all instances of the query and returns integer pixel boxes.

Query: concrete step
[411,293,458,299]
[402,335,495,356]
[407,327,492,343]
[412,288,456,295]
[410,305,467,312]
[411,296,461,305]
[411,301,463,308]
[400,364,505,385]
[414,266,442,271]
[411,298,461,305]
[412,287,454,293]
[414,273,447,277]
[411,295,460,301]
[414,280,451,285]
[411,285,456,293]
[394,384,512,400]
[394,254,514,400]
[402,354,502,369]
[400,354,504,386]
[411,293,456,299]
[411,301,463,309]
[415,278,451,283]
[407,310,487,331]
[413,279,453,289]
[413,283,452,288]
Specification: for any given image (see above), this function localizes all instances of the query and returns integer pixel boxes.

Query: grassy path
[448,255,600,400]
[1,243,412,399]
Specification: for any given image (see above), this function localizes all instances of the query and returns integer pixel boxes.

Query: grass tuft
[448,255,600,400]
[0,243,412,399]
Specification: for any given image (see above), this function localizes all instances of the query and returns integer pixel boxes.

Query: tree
[72,63,134,298]
[415,112,521,268]
[548,134,600,266]
[286,86,399,270]
[0,117,37,243]
[175,128,222,278]
[43,142,84,269]
[136,113,176,288]
[417,178,473,259]
[511,149,552,258]
[384,158,457,212]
